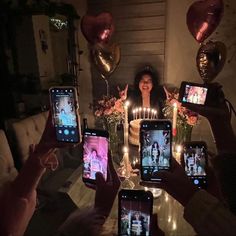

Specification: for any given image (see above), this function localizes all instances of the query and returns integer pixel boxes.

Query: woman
[128,66,166,119]
[151,141,160,164]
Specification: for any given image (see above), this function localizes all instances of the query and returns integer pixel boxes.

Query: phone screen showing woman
[83,129,109,183]
[140,120,172,182]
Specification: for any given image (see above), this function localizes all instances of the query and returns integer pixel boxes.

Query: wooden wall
[87,0,166,99]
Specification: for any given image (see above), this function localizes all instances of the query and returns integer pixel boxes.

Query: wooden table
[59,165,196,236]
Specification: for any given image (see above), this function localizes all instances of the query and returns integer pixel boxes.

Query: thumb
[95,172,105,187]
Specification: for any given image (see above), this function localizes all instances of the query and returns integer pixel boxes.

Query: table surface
[59,164,196,236]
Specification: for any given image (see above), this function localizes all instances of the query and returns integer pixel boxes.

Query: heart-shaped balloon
[81,12,114,45]
[91,43,121,79]
[187,0,224,43]
[197,41,227,82]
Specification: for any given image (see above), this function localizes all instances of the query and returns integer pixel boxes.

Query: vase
[104,121,120,157]
[174,123,193,145]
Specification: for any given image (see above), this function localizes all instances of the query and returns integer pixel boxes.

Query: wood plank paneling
[87,0,167,98]
[114,29,165,44]
[116,16,165,31]
[120,42,165,56]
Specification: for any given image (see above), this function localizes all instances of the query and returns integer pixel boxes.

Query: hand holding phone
[82,129,109,185]
[118,189,153,236]
[49,87,81,143]
[140,120,172,183]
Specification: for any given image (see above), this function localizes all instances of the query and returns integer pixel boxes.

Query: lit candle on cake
[135,108,138,119]
[173,103,178,136]
[147,108,151,119]
[143,107,147,119]
[132,109,135,120]
[124,101,130,147]
[151,109,155,119]
[138,107,142,119]
[154,110,157,119]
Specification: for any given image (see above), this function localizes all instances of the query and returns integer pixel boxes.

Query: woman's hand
[118,84,128,100]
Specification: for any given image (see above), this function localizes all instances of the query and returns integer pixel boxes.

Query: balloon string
[105,78,109,97]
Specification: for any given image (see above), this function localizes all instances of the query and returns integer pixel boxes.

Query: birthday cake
[129,119,142,146]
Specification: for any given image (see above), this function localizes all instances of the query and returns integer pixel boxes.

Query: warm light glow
[172,221,177,230]
[168,215,171,223]
[144,187,148,191]
[176,145,182,153]
[173,102,177,108]
[144,107,147,111]
[125,100,130,107]
[132,109,135,114]
[147,108,151,112]
[123,146,128,153]
[139,107,142,111]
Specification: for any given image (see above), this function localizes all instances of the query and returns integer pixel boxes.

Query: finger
[95,172,105,186]
[108,150,120,185]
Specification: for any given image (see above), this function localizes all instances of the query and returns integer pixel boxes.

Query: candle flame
[173,102,178,108]
[138,107,142,111]
[125,100,130,107]
[123,146,128,153]
[176,145,182,153]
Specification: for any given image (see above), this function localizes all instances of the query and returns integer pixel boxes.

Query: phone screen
[50,87,80,143]
[140,120,172,182]
[182,142,207,188]
[118,190,153,236]
[182,84,208,105]
[83,129,109,183]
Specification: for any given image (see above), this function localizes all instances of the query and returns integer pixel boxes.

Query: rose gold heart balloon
[187,0,224,43]
[197,41,227,82]
[91,43,121,79]
[81,12,114,45]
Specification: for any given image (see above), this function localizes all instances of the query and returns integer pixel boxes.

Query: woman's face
[139,74,153,94]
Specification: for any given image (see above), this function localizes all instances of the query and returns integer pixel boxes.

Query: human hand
[182,83,230,121]
[94,151,120,217]
[118,84,128,100]
[34,111,76,158]
[141,158,198,207]
[151,213,165,236]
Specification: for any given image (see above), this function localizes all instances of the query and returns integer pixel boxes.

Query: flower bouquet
[163,89,199,144]
[93,93,125,155]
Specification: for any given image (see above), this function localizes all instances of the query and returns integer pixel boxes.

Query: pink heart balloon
[81,12,115,45]
[187,0,224,43]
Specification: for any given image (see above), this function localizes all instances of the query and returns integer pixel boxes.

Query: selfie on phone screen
[119,190,152,236]
[83,130,108,182]
[182,84,208,105]
[50,88,80,142]
[140,120,171,182]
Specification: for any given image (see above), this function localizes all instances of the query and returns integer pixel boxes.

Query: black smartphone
[179,81,209,105]
[140,120,172,182]
[118,189,153,236]
[181,141,208,189]
[49,87,81,143]
[82,129,109,185]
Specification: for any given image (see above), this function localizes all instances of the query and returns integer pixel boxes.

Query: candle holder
[117,147,137,189]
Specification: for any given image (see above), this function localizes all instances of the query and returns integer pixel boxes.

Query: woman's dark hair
[129,66,166,118]
[152,141,159,149]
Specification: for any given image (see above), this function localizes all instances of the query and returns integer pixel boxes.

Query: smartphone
[82,129,109,185]
[140,120,172,182]
[49,87,81,143]
[181,141,208,189]
[179,81,208,105]
[118,189,153,236]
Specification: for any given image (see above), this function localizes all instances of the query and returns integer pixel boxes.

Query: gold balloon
[91,43,121,79]
[196,41,227,83]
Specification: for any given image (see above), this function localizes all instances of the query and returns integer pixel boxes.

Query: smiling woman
[128,66,167,120]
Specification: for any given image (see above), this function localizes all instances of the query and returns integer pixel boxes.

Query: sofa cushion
[12,112,48,164]
[0,130,18,191]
